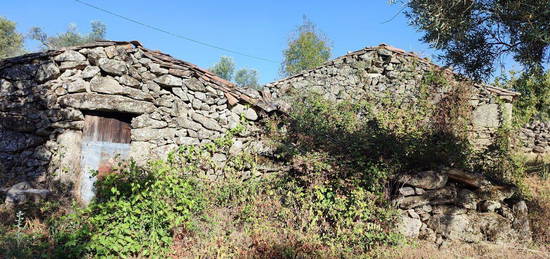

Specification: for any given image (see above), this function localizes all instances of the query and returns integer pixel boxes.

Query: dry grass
[168,191,329,258]
[166,153,550,258]
[518,153,550,247]
[373,240,550,259]
[524,174,550,246]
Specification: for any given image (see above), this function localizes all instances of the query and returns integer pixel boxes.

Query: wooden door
[79,114,131,204]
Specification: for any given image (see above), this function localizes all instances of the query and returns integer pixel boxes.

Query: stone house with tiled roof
[0,41,275,203]
[0,41,518,203]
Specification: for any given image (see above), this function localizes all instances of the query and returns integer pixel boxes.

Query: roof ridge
[0,40,278,112]
[134,45,278,111]
[267,43,519,97]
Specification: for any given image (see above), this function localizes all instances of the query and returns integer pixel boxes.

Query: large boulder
[36,62,60,82]
[131,114,168,129]
[397,214,422,238]
[98,58,127,75]
[131,128,176,141]
[428,213,483,243]
[427,211,520,243]
[512,201,532,242]
[90,76,125,94]
[472,104,500,128]
[82,66,100,79]
[154,74,183,87]
[55,50,88,69]
[54,50,86,62]
[191,112,222,131]
[395,186,457,209]
[398,186,416,196]
[398,171,448,189]
[183,78,205,91]
[4,182,50,208]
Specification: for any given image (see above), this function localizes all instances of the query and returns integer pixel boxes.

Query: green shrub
[281,92,471,177]
[52,160,205,257]
[0,211,51,259]
[49,123,252,258]
[494,70,550,125]
[273,173,402,254]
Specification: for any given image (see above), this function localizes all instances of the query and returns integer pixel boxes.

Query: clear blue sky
[2,0,516,84]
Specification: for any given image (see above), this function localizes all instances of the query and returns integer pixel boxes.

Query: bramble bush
[51,160,206,257]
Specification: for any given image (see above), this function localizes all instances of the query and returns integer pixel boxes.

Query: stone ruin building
[0,41,276,204]
[266,44,520,150]
[0,40,532,244]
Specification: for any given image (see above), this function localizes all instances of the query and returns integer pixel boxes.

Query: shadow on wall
[272,93,472,195]
[0,57,78,191]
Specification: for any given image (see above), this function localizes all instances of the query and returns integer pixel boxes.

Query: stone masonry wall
[518,120,550,154]
[0,41,273,195]
[395,169,531,245]
[265,44,518,149]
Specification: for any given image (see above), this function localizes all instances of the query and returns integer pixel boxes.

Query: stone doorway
[79,112,132,204]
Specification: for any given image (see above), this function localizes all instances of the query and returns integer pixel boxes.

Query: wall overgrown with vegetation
[266,44,518,152]
[2,43,548,257]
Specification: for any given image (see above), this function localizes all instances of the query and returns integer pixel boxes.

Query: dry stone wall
[265,44,519,149]
[394,169,531,245]
[518,120,550,154]
[0,41,273,194]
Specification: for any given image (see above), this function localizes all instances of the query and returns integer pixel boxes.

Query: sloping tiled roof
[0,40,278,111]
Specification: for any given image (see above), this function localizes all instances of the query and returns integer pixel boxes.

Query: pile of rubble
[395,169,531,245]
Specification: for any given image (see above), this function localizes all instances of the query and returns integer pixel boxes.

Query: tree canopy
[0,16,24,59]
[281,16,331,77]
[209,56,236,81]
[395,0,550,80]
[209,56,260,88]
[495,70,550,123]
[234,68,259,88]
[29,21,106,50]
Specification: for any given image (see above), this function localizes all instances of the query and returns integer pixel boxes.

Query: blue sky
[2,0,516,84]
